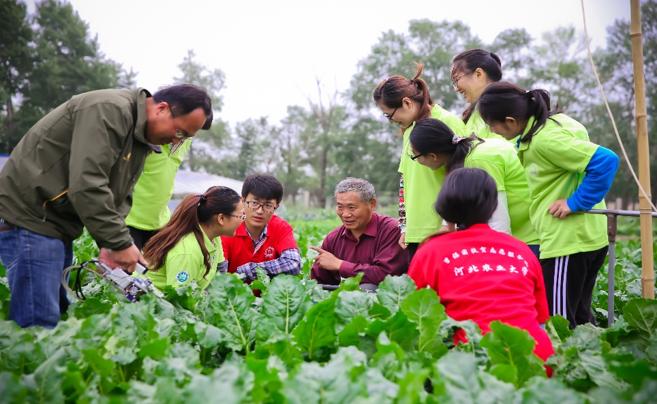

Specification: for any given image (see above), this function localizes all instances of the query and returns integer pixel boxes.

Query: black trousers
[540,246,608,328]
[128,226,158,250]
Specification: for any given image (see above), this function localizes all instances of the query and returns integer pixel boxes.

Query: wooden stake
[630,0,655,298]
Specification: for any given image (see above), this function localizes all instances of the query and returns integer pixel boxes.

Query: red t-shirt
[408,224,553,362]
[221,215,298,273]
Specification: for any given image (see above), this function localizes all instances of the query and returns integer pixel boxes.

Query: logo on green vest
[176,271,189,283]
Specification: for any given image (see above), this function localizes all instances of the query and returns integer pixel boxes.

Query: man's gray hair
[334,177,376,202]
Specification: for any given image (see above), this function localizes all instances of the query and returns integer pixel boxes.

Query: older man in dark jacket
[0,84,212,327]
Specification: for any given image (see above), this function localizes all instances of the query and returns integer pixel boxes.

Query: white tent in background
[169,170,243,211]
[173,169,243,198]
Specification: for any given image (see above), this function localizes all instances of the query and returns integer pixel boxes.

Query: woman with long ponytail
[143,186,243,289]
[409,118,539,251]
[451,49,504,139]
[478,81,620,328]
[373,64,466,259]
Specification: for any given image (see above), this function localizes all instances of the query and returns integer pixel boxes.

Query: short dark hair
[153,84,213,129]
[410,118,481,173]
[435,168,497,228]
[242,174,284,203]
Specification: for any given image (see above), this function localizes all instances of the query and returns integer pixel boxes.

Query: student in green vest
[373,64,466,259]
[409,118,540,255]
[451,49,504,140]
[477,81,620,327]
[125,140,192,249]
[142,186,243,290]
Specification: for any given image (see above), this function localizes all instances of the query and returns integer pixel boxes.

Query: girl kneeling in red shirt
[408,168,554,365]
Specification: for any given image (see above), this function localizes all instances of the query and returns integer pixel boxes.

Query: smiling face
[377,97,421,129]
[145,101,208,146]
[335,191,375,235]
[452,66,493,104]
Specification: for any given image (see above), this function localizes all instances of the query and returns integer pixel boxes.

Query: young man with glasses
[221,174,301,281]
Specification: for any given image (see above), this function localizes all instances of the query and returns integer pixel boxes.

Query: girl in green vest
[373,64,466,258]
[451,49,504,139]
[409,118,540,254]
[143,186,244,290]
[477,81,620,327]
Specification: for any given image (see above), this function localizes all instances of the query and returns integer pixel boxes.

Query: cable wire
[580,0,657,212]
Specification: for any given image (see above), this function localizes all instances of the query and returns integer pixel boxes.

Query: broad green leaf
[376,275,416,315]
[251,266,271,295]
[337,315,369,347]
[433,351,515,403]
[371,332,409,381]
[337,272,365,291]
[623,298,657,338]
[604,350,657,390]
[283,347,368,403]
[0,322,46,373]
[202,274,258,353]
[513,377,586,404]
[335,290,375,327]
[71,295,114,318]
[138,337,170,360]
[367,310,419,352]
[633,380,657,404]
[480,321,546,387]
[400,288,447,356]
[546,315,572,343]
[194,322,223,349]
[0,372,30,402]
[246,356,285,403]
[362,367,399,401]
[395,368,430,404]
[292,294,337,361]
[550,325,627,392]
[82,348,115,378]
[257,275,313,343]
[60,362,87,400]
[0,283,11,320]
[254,339,304,369]
[182,360,254,403]
[488,363,518,385]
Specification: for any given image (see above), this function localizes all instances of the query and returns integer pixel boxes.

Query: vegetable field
[0,218,655,403]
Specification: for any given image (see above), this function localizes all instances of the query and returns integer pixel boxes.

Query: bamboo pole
[630,0,655,299]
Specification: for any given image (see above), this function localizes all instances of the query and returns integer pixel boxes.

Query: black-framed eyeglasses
[383,108,398,121]
[244,200,278,213]
[409,152,424,161]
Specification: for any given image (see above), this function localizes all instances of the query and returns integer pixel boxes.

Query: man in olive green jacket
[0,84,212,328]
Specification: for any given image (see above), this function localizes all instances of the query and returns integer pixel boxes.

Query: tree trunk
[318,145,328,208]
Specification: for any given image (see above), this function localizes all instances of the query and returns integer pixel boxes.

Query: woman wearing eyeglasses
[143,186,243,290]
[409,118,540,256]
[373,64,466,259]
[451,49,505,140]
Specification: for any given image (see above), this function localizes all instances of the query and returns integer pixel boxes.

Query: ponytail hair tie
[452,135,465,144]
[198,194,207,207]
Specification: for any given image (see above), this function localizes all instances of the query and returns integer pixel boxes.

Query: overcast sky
[61,0,628,124]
